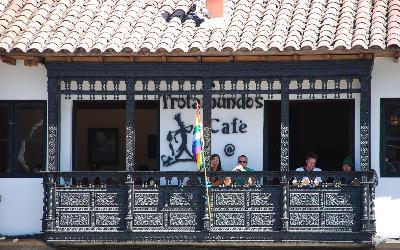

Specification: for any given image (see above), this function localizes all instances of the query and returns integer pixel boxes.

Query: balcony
[42,170,377,246]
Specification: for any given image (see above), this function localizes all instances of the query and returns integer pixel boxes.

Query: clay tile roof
[0,0,399,54]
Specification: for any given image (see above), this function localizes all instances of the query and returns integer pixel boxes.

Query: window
[73,101,159,171]
[0,101,46,177]
[381,99,400,177]
[263,100,354,171]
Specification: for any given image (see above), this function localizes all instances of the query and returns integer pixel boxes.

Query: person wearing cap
[341,156,353,173]
[340,156,359,185]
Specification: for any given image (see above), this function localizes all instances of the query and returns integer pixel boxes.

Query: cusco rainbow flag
[192,103,204,171]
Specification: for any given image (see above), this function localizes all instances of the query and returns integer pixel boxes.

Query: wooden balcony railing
[42,171,377,245]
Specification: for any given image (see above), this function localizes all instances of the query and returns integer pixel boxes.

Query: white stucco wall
[0,61,46,235]
[160,95,264,172]
[60,98,73,172]
[371,58,400,239]
[0,61,47,100]
[0,178,43,235]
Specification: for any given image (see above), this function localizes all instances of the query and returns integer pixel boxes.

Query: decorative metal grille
[44,60,375,244]
[43,170,376,243]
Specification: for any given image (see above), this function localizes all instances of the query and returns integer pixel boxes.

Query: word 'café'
[2,0,400,248]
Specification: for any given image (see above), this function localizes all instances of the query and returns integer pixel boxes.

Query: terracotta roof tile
[301,0,325,50]
[0,0,399,53]
[388,0,400,46]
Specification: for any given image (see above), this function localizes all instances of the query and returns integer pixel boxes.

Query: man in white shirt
[295,152,322,186]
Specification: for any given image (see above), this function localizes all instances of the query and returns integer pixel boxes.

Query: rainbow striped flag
[192,103,212,218]
[192,103,204,171]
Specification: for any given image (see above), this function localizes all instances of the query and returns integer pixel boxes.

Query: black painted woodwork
[44,60,376,245]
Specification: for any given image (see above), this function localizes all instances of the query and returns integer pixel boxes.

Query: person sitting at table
[294,152,322,186]
[226,155,255,187]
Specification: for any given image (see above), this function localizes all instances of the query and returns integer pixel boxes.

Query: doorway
[264,100,354,171]
[73,101,159,171]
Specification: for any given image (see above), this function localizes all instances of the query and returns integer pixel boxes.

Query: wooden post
[202,78,213,230]
[126,80,135,172]
[360,75,372,232]
[47,77,60,171]
[125,79,135,231]
[280,78,290,231]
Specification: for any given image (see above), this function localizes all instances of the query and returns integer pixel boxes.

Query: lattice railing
[42,170,377,243]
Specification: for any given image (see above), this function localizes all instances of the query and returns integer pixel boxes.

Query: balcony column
[202,78,213,230]
[280,77,290,231]
[126,80,136,172]
[360,75,371,172]
[44,77,59,232]
[360,75,372,232]
[203,79,212,180]
[125,80,135,231]
[47,77,60,172]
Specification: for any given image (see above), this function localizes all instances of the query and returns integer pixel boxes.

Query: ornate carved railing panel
[132,186,203,231]
[288,187,361,231]
[55,187,127,232]
[43,171,376,244]
[287,171,375,233]
[211,187,281,231]
[49,172,127,232]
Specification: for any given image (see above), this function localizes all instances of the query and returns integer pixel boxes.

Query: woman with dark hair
[210,154,222,186]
